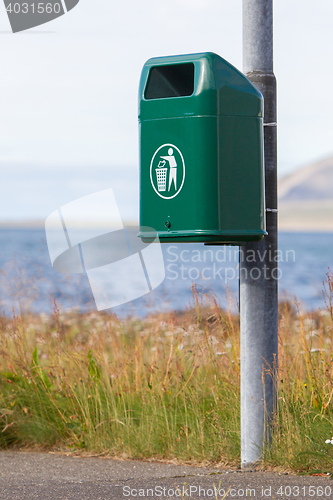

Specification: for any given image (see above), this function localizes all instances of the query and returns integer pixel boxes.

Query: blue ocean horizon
[0,228,331,317]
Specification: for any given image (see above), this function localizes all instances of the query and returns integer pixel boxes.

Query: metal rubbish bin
[139,52,266,244]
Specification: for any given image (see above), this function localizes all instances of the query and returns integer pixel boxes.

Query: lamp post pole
[240,0,278,468]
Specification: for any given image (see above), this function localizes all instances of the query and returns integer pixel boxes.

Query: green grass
[0,281,333,473]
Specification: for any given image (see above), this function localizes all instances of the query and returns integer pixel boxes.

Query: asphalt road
[0,451,332,500]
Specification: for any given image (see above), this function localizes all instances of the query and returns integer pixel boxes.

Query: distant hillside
[279,155,333,231]
[279,156,333,201]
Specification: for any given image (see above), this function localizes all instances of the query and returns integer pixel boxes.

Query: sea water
[0,228,332,317]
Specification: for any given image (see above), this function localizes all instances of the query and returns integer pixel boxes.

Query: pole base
[241,460,262,470]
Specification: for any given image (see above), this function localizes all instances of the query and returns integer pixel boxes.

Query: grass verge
[0,282,333,473]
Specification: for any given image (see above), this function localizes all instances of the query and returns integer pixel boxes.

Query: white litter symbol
[150,144,185,200]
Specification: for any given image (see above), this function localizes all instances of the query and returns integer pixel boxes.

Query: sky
[0,0,333,221]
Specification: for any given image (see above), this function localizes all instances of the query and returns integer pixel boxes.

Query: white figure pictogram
[150,143,185,199]
[161,148,177,191]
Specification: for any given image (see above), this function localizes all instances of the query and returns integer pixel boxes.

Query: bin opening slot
[145,63,194,99]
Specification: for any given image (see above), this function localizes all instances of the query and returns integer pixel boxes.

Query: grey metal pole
[240,0,278,468]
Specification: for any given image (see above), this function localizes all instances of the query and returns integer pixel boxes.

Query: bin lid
[139,52,263,120]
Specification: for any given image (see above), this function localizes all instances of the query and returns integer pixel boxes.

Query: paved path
[0,451,332,500]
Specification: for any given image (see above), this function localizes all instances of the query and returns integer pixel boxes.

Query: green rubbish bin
[138,52,266,244]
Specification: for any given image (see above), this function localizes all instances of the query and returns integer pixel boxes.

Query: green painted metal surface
[139,52,266,244]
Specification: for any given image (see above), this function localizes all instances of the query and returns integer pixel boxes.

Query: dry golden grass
[0,281,332,473]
